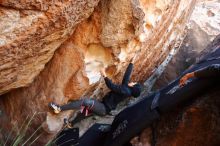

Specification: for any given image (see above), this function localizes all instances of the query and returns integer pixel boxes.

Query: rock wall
[153,35,220,146]
[155,0,220,88]
[0,0,196,145]
[132,0,220,145]
[0,0,100,95]
[131,86,220,146]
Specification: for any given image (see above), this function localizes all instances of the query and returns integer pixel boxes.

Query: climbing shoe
[49,102,61,114]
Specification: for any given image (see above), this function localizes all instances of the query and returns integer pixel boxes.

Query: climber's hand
[100,68,107,77]
[179,72,195,87]
[131,49,142,63]
[179,75,188,87]
[131,52,138,64]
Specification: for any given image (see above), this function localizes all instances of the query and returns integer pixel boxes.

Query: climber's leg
[91,99,107,116]
[49,100,85,114]
[62,98,107,116]
[60,100,82,111]
[67,99,107,125]
[50,99,107,116]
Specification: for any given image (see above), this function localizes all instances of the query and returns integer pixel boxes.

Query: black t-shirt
[102,63,134,113]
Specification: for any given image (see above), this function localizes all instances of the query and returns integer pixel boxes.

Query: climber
[68,43,220,146]
[179,64,220,87]
[49,53,142,119]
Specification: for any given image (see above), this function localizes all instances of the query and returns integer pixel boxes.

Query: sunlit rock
[0,0,196,144]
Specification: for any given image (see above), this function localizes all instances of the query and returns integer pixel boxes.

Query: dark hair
[131,83,142,97]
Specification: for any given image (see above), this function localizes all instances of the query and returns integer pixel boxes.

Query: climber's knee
[93,102,107,116]
[83,98,94,107]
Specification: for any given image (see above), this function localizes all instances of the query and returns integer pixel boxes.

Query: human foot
[49,102,61,114]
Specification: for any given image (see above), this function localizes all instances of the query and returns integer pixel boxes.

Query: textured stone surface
[151,35,220,145]
[155,86,220,146]
[132,0,220,144]
[0,0,196,145]
[155,0,220,88]
[191,0,220,36]
[0,0,99,95]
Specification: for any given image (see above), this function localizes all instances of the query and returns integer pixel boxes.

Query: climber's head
[128,82,142,97]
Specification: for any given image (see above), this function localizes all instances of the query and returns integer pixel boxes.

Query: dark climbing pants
[60,99,107,116]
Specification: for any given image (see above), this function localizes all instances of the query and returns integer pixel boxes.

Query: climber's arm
[104,77,128,95]
[121,53,138,85]
[179,64,220,86]
[194,64,220,78]
[100,68,129,95]
[121,63,133,85]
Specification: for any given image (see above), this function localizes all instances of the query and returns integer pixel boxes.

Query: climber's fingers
[131,50,141,63]
[179,75,188,87]
[179,72,195,87]
[131,54,137,63]
[100,68,107,77]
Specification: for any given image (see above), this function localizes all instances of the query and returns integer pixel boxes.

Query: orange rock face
[0,0,99,95]
[0,0,196,145]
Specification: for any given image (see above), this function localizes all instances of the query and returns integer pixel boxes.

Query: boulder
[0,0,100,95]
[0,0,196,145]
[133,0,220,145]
